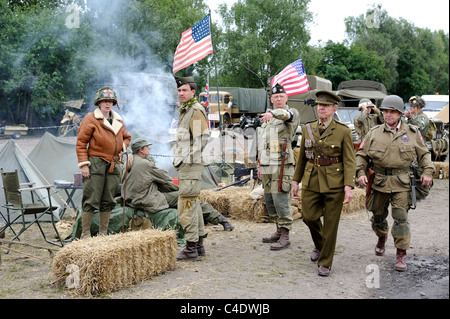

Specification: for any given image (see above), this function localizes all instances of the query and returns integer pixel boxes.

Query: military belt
[308,156,342,166]
[373,166,410,176]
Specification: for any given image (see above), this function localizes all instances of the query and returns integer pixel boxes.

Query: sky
[204,0,449,45]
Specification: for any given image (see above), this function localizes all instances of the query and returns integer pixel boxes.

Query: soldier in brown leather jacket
[291,90,355,277]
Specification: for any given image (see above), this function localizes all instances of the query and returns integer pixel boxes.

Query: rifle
[214,176,251,191]
[278,140,288,192]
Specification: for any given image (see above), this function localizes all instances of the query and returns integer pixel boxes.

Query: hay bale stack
[51,229,177,297]
[200,186,268,221]
[433,162,449,179]
[341,187,366,214]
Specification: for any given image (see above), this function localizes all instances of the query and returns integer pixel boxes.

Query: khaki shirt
[355,122,435,192]
[293,119,356,193]
[354,108,384,141]
[122,155,178,213]
[258,105,300,175]
[173,101,209,167]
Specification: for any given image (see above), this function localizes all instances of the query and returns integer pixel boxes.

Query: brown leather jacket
[76,108,131,169]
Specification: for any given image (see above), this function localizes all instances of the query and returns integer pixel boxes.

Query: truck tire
[12,132,22,139]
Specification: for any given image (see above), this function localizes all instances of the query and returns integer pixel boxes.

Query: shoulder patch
[408,124,418,132]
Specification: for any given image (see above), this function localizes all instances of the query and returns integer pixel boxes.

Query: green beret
[175,76,196,88]
[315,90,341,105]
[131,138,152,153]
[271,83,286,96]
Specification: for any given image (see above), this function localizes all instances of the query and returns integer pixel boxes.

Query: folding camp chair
[0,169,64,247]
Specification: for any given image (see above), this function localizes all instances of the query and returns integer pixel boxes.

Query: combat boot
[270,227,290,250]
[80,212,94,239]
[394,249,407,271]
[98,211,111,236]
[196,236,206,256]
[177,241,199,261]
[375,235,388,256]
[220,215,235,231]
[262,224,281,243]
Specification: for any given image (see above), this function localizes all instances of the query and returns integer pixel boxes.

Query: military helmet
[94,86,118,106]
[408,95,426,108]
[380,95,405,113]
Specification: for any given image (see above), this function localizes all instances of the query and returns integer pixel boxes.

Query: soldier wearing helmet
[353,98,384,141]
[355,95,434,272]
[76,86,131,239]
[405,95,431,140]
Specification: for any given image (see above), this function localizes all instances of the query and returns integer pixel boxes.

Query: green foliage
[0,0,448,127]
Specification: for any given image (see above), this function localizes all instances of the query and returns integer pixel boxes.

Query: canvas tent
[0,137,64,222]
[434,103,449,123]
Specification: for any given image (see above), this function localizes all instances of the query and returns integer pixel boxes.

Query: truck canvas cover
[337,80,387,100]
[209,87,269,113]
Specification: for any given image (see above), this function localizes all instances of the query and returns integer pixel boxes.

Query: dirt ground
[0,136,448,301]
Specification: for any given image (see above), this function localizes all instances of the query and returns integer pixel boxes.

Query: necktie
[319,123,325,134]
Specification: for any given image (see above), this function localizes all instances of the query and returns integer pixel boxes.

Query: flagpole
[208,9,224,163]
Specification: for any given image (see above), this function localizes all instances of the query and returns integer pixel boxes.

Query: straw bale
[51,229,177,297]
[341,187,366,214]
[200,186,268,221]
[432,162,449,179]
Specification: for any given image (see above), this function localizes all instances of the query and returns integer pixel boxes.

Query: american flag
[205,75,209,110]
[173,14,214,74]
[271,59,310,96]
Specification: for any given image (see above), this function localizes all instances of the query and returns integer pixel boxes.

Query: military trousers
[367,190,411,250]
[164,191,222,225]
[176,163,205,242]
[262,170,293,230]
[82,156,120,213]
[301,188,345,268]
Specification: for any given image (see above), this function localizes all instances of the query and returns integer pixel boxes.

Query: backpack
[425,120,437,141]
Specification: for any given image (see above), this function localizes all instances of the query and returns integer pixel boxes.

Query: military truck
[0,124,28,139]
[199,87,269,127]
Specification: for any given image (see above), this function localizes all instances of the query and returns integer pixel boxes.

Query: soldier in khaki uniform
[356,95,434,271]
[257,84,300,250]
[291,90,355,276]
[172,76,210,261]
[405,95,431,139]
[354,98,384,141]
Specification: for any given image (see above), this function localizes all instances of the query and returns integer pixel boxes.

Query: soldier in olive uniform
[356,95,434,271]
[257,84,300,250]
[291,90,355,277]
[354,98,384,141]
[173,76,210,261]
[405,96,431,139]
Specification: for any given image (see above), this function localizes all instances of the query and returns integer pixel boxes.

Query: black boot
[196,236,206,256]
[177,241,199,261]
[220,215,235,231]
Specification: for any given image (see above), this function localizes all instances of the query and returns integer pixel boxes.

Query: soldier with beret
[356,95,434,271]
[258,83,300,250]
[291,90,355,276]
[76,86,131,238]
[354,98,384,141]
[173,76,210,261]
[405,95,431,140]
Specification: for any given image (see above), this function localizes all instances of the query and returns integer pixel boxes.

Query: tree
[215,0,313,88]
